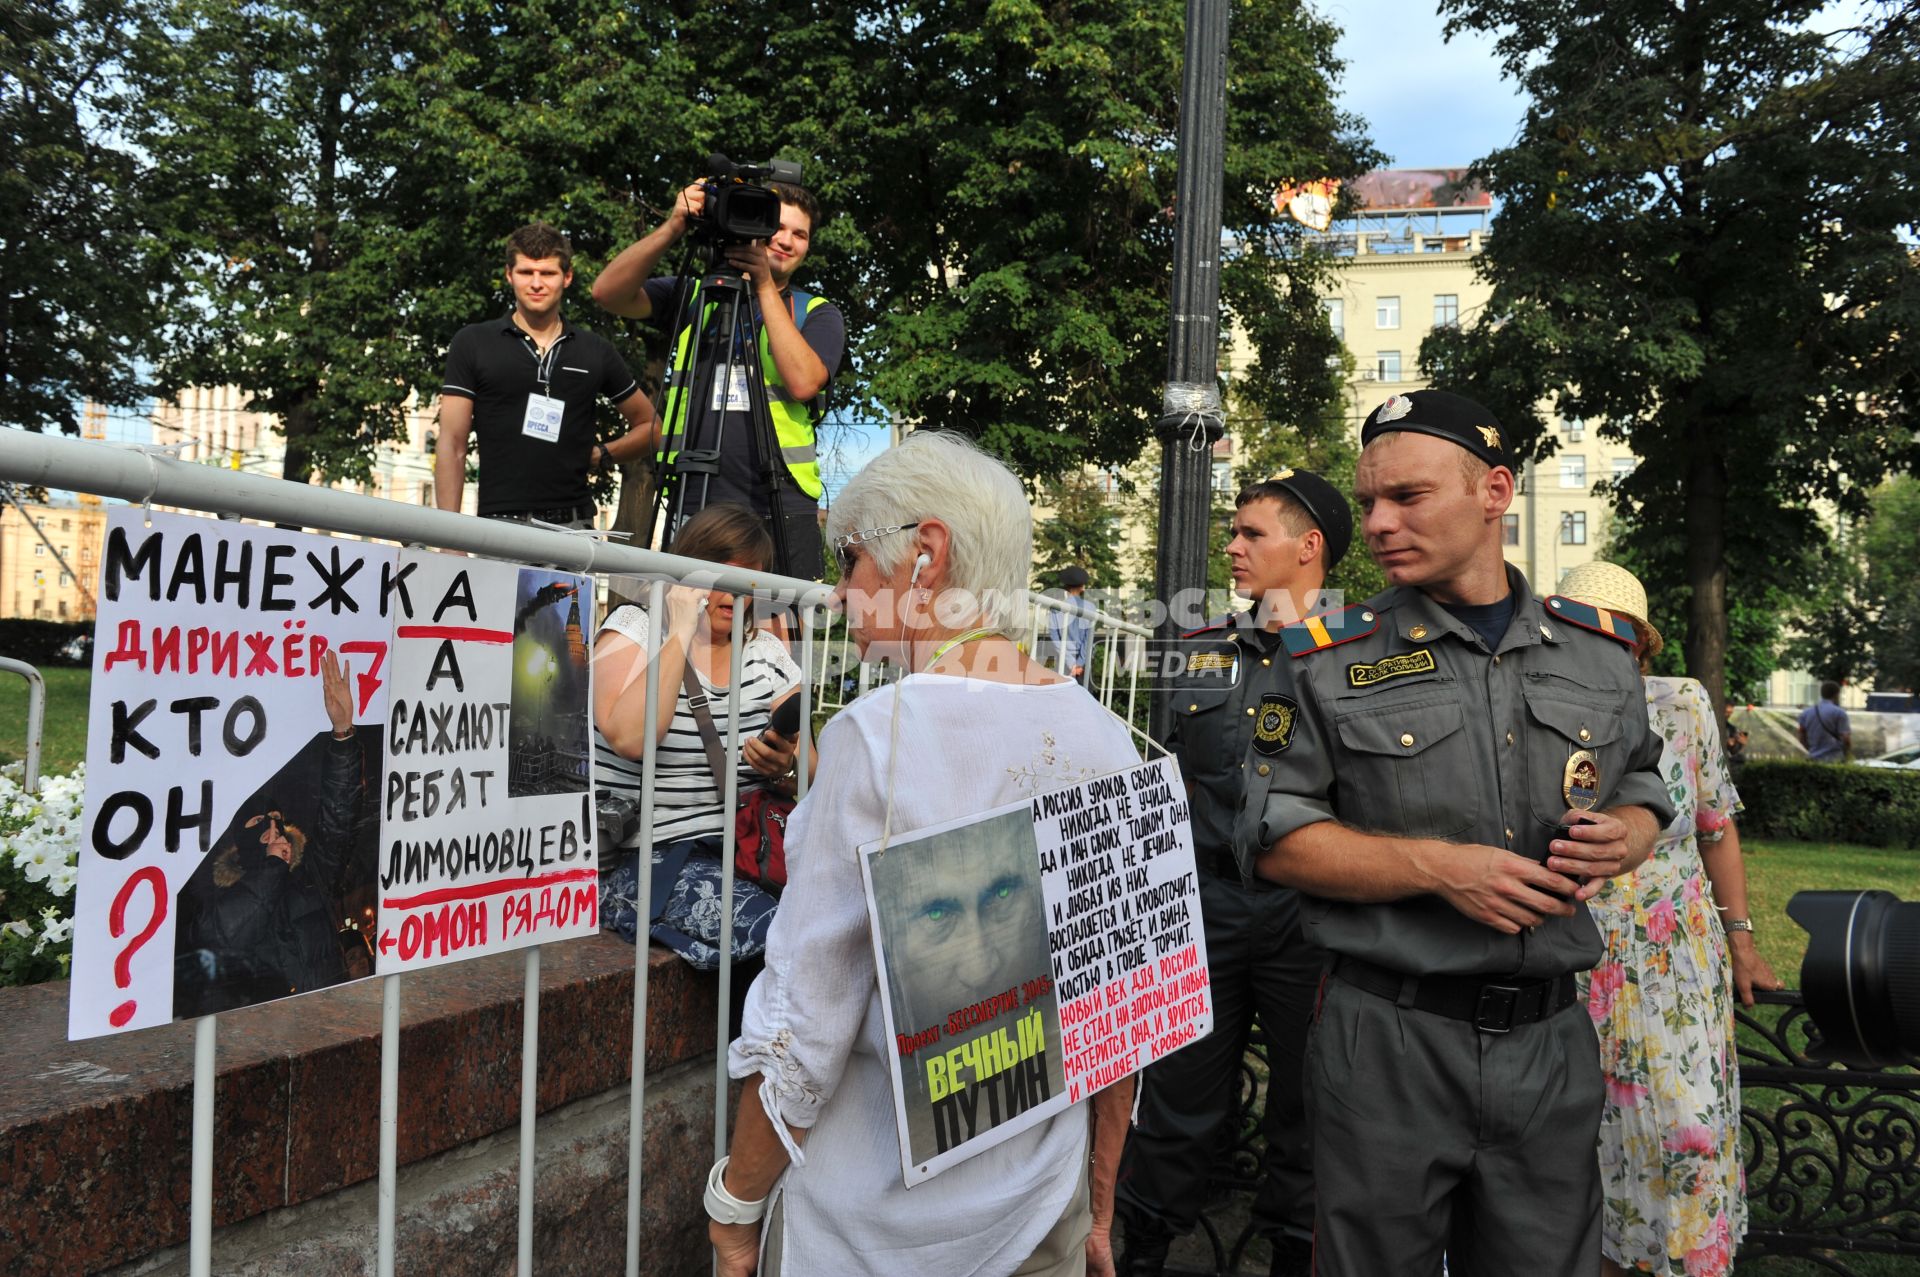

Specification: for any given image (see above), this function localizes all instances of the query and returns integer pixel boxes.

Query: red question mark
[107,867,168,1029]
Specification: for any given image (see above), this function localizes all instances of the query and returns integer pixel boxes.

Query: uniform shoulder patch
[1280,604,1382,659]
[1544,595,1637,647]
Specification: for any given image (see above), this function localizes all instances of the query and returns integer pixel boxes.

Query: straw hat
[1557,561,1663,658]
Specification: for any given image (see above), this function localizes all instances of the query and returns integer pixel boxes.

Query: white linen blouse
[729,673,1141,1276]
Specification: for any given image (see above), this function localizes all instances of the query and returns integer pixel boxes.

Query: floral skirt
[1580,852,1745,1275]
[600,835,779,971]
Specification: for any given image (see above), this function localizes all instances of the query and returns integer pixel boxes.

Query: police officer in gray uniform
[1254,390,1674,1277]
[1116,469,1352,1277]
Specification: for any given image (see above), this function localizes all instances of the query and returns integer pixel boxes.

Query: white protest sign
[860,757,1208,1186]
[374,554,599,971]
[71,509,398,1039]
[70,512,599,1039]
[1036,755,1211,1103]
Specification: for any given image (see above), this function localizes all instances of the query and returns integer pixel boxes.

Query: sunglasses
[831,522,921,579]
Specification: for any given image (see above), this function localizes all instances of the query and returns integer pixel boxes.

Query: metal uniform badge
[1563,749,1600,811]
[1254,694,1298,755]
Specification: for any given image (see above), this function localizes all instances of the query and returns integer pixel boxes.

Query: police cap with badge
[1360,388,1513,469]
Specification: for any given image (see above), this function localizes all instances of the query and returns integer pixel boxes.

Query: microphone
[764,696,803,741]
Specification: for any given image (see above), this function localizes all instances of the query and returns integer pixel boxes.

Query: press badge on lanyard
[521,338,565,442]
[710,366,752,413]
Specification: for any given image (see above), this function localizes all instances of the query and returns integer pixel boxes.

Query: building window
[60,518,70,532]
[1376,351,1402,382]
[1559,456,1587,488]
[59,572,72,587]
[57,601,68,619]
[1323,298,1344,338]
[80,546,94,563]
[1433,294,1459,328]
[1376,296,1400,329]
[1562,417,1585,443]
[1502,514,1520,546]
[1212,460,1234,493]
[1561,511,1588,545]
[33,543,45,556]
[1611,456,1637,480]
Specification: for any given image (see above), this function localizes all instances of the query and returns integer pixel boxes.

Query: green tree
[0,0,154,432]
[853,0,1378,479]
[1423,0,1920,722]
[1033,470,1124,587]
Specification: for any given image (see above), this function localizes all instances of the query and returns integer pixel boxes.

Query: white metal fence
[0,428,1151,1275]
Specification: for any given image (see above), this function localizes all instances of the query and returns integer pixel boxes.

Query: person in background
[1043,564,1096,681]
[1795,680,1851,762]
[592,502,813,969]
[436,223,655,525]
[1560,561,1784,1277]
[710,431,1138,1277]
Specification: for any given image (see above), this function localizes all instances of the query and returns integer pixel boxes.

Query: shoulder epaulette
[1545,595,1637,646]
[1280,604,1381,658]
[1181,615,1236,638]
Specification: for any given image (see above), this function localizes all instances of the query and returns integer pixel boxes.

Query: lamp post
[1149,0,1232,743]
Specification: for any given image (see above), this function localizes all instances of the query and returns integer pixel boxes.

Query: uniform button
[1247,707,1256,716]
[1506,731,1515,746]
[1492,655,1502,666]
[1400,732,1415,747]
[1188,703,1197,712]
[1505,827,1515,843]
[1362,611,1375,622]
[1262,658,1271,667]
[1579,727,1592,742]
[1257,763,1271,776]
[1409,624,1428,640]
[1540,624,1554,638]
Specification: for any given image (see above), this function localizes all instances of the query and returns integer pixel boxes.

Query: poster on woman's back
[68,509,598,1040]
[860,757,1209,1186]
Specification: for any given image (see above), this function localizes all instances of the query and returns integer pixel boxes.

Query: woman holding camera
[592,502,814,968]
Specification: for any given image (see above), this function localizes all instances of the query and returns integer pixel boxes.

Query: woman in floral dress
[1561,563,1783,1277]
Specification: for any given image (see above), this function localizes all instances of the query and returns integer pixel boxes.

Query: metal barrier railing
[807,591,1155,752]
[0,656,46,795]
[0,428,1154,1274]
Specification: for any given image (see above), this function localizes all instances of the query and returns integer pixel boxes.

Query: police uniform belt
[1334,956,1579,1034]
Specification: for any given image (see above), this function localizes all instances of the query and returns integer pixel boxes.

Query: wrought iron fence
[1167,992,1919,1276]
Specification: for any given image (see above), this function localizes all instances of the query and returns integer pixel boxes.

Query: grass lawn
[0,666,90,775]
[1741,838,1918,982]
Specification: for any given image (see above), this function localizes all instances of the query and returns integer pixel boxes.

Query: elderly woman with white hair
[707,432,1141,1277]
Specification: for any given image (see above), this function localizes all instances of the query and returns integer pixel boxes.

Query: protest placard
[68,510,597,1040]
[860,757,1207,1186]
[373,554,599,972]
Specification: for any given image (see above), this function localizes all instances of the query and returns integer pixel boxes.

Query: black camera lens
[1788,889,1920,1066]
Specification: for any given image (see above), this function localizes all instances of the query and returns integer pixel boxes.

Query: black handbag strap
[680,660,733,793]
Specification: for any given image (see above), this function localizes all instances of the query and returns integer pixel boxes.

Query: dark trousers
[1306,974,1604,1277]
[1115,873,1321,1241]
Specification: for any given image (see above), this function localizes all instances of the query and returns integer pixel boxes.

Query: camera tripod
[646,260,816,578]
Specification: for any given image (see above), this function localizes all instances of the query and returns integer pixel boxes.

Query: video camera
[689,153,804,249]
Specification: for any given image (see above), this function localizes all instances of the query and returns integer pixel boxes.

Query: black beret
[1360,389,1511,468]
[1058,565,1090,588]
[1251,467,1353,569]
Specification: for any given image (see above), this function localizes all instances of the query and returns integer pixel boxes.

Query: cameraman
[594,181,844,579]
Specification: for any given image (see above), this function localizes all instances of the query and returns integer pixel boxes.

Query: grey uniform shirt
[1257,567,1674,980]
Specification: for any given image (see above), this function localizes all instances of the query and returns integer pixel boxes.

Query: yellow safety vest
[658,282,826,500]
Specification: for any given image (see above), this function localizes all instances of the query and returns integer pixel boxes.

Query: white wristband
[704,1156,767,1226]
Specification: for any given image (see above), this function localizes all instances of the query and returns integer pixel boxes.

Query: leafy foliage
[1033,470,1125,588]
[1736,759,1920,849]
[1424,0,1920,719]
[0,1,155,431]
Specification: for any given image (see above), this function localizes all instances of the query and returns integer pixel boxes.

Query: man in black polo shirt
[435,223,656,526]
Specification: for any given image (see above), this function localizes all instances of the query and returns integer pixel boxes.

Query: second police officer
[1116,469,1353,1277]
